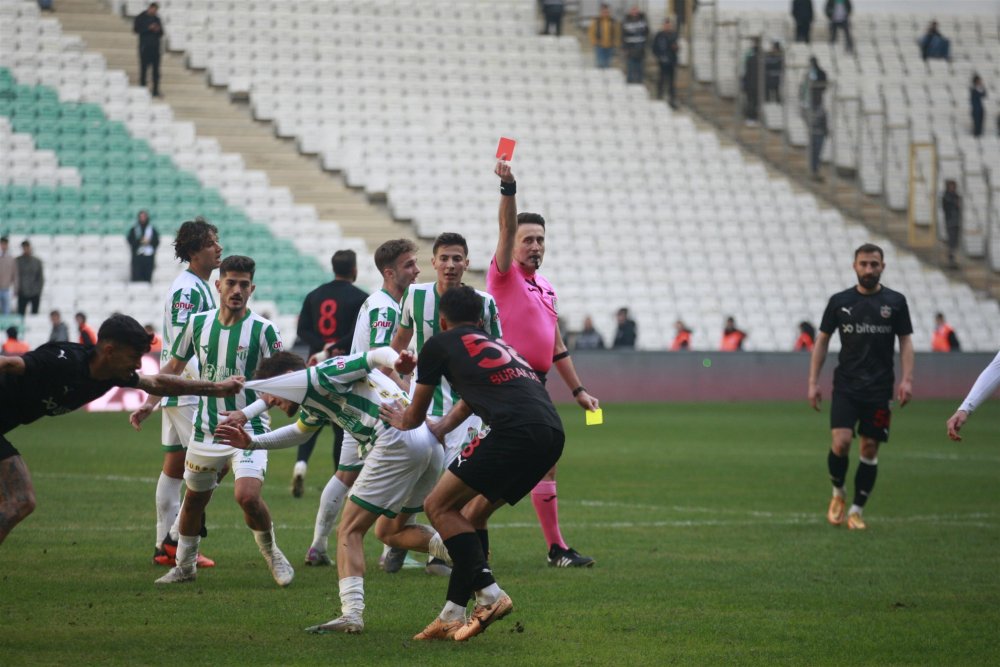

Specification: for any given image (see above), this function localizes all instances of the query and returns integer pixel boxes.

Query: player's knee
[8,491,36,521]
[234,488,262,512]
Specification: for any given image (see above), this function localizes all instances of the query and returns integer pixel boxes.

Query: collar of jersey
[214,309,253,329]
[380,288,400,304]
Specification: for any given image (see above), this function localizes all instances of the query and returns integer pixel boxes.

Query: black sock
[476,529,490,562]
[828,450,849,489]
[853,460,878,507]
[444,532,494,607]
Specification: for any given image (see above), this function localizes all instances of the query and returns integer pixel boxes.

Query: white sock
[832,486,846,499]
[439,600,466,622]
[849,504,864,516]
[176,534,200,570]
[311,476,349,552]
[475,583,503,607]
[339,576,365,618]
[253,524,277,558]
[428,532,451,564]
[155,473,183,548]
[294,460,308,477]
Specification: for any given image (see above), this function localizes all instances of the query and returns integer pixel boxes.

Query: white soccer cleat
[265,548,295,587]
[155,565,197,585]
[305,614,364,634]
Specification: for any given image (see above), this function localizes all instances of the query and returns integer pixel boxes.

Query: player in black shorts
[381,286,565,642]
[0,314,243,547]
[808,243,914,530]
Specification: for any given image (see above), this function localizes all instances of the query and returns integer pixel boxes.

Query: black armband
[552,351,570,363]
[500,181,516,196]
[572,386,586,397]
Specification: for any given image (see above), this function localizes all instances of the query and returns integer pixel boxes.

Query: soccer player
[292,249,368,498]
[946,352,1000,441]
[808,243,914,530]
[0,314,242,547]
[303,239,420,568]
[486,159,597,567]
[133,255,293,586]
[381,286,565,641]
[215,348,453,634]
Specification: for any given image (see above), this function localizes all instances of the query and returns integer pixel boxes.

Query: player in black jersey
[808,244,914,530]
[293,249,368,497]
[0,314,243,547]
[381,286,565,641]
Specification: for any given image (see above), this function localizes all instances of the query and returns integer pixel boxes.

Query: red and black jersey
[296,280,369,356]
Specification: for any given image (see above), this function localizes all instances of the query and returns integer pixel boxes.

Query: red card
[496,137,516,161]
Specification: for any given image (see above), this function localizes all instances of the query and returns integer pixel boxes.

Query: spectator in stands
[127,210,160,283]
[76,312,97,346]
[932,313,961,352]
[825,0,852,53]
[145,324,163,354]
[15,240,43,316]
[622,6,650,84]
[720,316,747,351]
[670,320,692,351]
[941,179,962,269]
[765,41,784,103]
[742,37,762,123]
[134,2,164,98]
[0,237,16,315]
[919,21,950,61]
[48,310,69,343]
[970,75,987,138]
[574,316,606,350]
[808,103,828,182]
[540,0,565,36]
[795,321,816,351]
[588,4,620,70]
[674,0,695,37]
[2,327,30,356]
[802,56,827,110]
[612,307,637,349]
[792,0,814,43]
[652,18,680,108]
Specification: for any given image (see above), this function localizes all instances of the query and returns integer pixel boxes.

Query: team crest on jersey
[880,305,892,319]
[236,345,249,361]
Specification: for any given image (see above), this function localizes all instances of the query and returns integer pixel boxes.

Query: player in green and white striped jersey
[136,255,294,588]
[215,348,454,634]
[391,232,501,464]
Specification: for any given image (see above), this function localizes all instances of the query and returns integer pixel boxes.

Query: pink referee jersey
[487,256,558,373]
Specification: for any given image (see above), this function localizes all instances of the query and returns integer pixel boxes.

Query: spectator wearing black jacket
[792,0,814,43]
[613,307,637,349]
[825,0,852,53]
[133,3,164,97]
[652,18,680,107]
[622,6,650,84]
[540,0,565,36]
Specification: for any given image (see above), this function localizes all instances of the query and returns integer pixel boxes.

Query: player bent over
[215,347,453,634]
[381,286,566,641]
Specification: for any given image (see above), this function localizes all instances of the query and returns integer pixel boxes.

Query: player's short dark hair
[254,351,306,380]
[440,286,483,325]
[76,312,86,322]
[432,232,468,256]
[331,249,357,277]
[854,243,884,260]
[516,212,546,228]
[174,219,219,262]
[220,255,255,279]
[374,239,418,274]
[97,314,153,354]
[6,326,17,339]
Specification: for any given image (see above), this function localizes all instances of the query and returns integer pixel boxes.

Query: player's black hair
[374,239,418,274]
[432,232,468,256]
[6,326,18,339]
[854,243,884,260]
[331,249,357,277]
[220,255,256,279]
[255,351,307,380]
[440,286,484,326]
[516,212,546,228]
[174,219,219,263]
[97,314,153,354]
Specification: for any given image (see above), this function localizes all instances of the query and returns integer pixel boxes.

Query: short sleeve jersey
[297,280,369,355]
[486,257,558,373]
[416,325,563,432]
[172,309,282,453]
[350,289,401,354]
[819,285,913,401]
[0,342,139,434]
[400,281,502,417]
[160,269,216,408]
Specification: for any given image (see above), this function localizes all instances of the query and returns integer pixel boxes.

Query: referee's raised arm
[494,159,517,273]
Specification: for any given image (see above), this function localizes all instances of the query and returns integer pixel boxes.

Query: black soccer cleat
[547,545,595,568]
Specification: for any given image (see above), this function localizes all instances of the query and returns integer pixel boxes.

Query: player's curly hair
[374,239,418,274]
[220,255,255,279]
[255,351,307,380]
[97,314,153,354]
[173,218,219,263]
[432,232,468,256]
[440,286,484,326]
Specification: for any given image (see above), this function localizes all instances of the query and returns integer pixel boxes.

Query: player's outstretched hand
[394,350,417,376]
[576,390,599,412]
[379,400,406,430]
[495,159,514,183]
[896,379,913,407]
[215,376,245,397]
[946,410,968,441]
[808,384,822,411]
[215,423,252,449]
[129,403,155,431]
[216,409,249,429]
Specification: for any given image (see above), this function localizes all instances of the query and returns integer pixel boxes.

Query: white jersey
[400,282,502,417]
[350,289,401,353]
[171,308,282,454]
[160,269,216,408]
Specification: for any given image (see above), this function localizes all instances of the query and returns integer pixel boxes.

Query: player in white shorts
[215,347,454,635]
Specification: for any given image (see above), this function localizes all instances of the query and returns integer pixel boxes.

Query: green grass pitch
[1,401,998,666]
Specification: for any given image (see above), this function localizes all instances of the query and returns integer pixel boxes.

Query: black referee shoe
[547,545,595,568]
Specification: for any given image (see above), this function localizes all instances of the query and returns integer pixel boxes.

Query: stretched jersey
[160,270,216,408]
[172,309,282,453]
[400,282,502,417]
[350,289,401,353]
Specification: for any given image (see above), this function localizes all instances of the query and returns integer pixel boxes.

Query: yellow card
[585,408,604,426]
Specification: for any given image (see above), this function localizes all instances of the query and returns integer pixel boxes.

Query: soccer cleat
[264,548,295,587]
[547,545,595,568]
[292,473,305,498]
[827,496,847,526]
[413,617,463,641]
[380,546,409,573]
[152,547,172,566]
[305,614,364,634]
[155,565,197,584]
[425,557,452,577]
[847,511,867,531]
[157,537,216,568]
[304,547,333,566]
[453,593,513,641]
